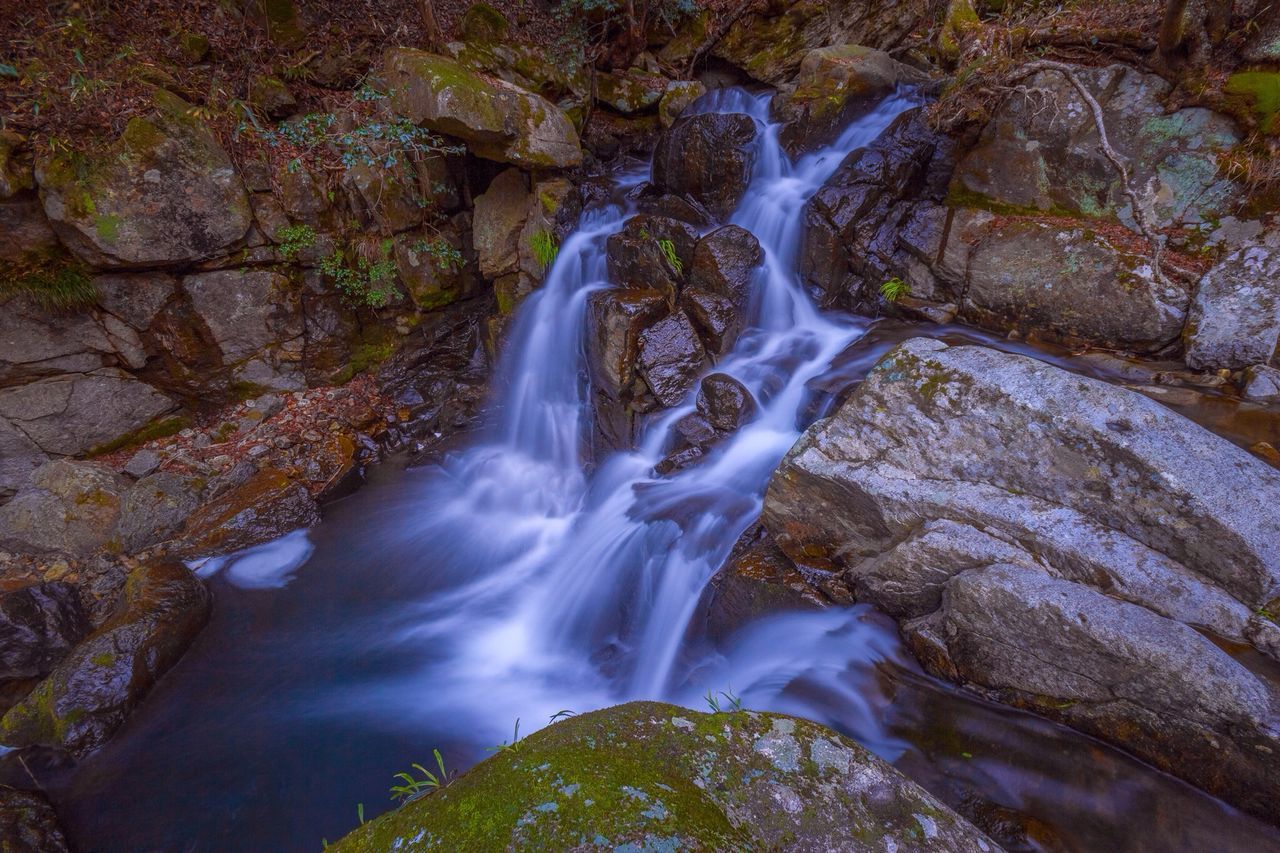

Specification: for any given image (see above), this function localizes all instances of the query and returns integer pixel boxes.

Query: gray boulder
[114,472,204,553]
[0,460,129,556]
[1184,239,1280,370]
[0,582,90,681]
[763,338,1280,820]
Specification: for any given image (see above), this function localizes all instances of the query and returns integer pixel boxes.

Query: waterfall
[391,86,922,738]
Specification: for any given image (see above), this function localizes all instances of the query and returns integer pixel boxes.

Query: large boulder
[175,467,320,557]
[777,45,930,153]
[35,90,252,268]
[605,214,697,299]
[0,369,177,458]
[951,64,1242,235]
[114,471,204,553]
[962,220,1189,351]
[1184,237,1280,370]
[762,338,1280,821]
[0,461,129,556]
[383,49,582,170]
[586,289,668,449]
[637,311,706,408]
[0,582,90,681]
[0,560,209,758]
[652,113,758,222]
[331,701,999,852]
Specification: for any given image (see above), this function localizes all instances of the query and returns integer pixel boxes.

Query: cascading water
[388,88,921,736]
[51,87,1280,852]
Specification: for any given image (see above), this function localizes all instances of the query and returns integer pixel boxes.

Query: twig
[1011,59,1169,286]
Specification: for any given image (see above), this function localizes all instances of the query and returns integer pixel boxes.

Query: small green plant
[276,224,317,261]
[657,238,683,274]
[389,749,449,802]
[410,237,463,272]
[356,803,365,825]
[319,241,400,308]
[549,709,577,723]
[704,686,743,713]
[879,277,910,303]
[529,229,559,271]
[487,718,523,754]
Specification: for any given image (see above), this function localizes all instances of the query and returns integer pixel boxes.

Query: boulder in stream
[652,113,758,222]
[763,338,1280,822]
[0,582,90,681]
[0,786,69,853]
[1184,237,1280,371]
[331,701,999,852]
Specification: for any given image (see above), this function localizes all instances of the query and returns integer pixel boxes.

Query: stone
[762,338,1280,820]
[638,311,706,407]
[778,45,929,152]
[279,163,328,224]
[176,467,320,557]
[114,472,203,553]
[0,419,47,501]
[0,560,209,758]
[658,80,706,127]
[0,786,69,853]
[712,0,928,85]
[951,63,1241,234]
[0,461,129,556]
[331,701,998,852]
[585,289,668,402]
[1242,364,1280,401]
[473,168,530,280]
[248,74,297,120]
[688,224,762,310]
[698,524,831,645]
[384,49,582,170]
[652,113,757,222]
[605,214,698,299]
[0,297,114,386]
[696,372,758,433]
[963,220,1189,352]
[0,582,90,680]
[123,448,162,479]
[595,68,667,115]
[681,288,741,356]
[182,269,303,391]
[34,90,252,267]
[92,272,178,331]
[1184,240,1280,370]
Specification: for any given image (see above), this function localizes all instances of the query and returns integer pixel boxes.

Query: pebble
[247,445,270,458]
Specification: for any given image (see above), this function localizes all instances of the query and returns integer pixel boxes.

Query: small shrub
[657,237,683,274]
[275,224,317,261]
[529,229,559,270]
[704,686,743,713]
[389,749,449,802]
[879,277,910,303]
[487,718,523,754]
[410,237,463,272]
[319,241,400,308]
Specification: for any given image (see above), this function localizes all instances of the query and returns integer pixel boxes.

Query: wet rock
[0,461,128,556]
[681,288,740,355]
[0,582,90,680]
[638,311,706,407]
[605,214,697,298]
[473,168,530,281]
[951,63,1241,234]
[1243,364,1280,401]
[652,113,757,222]
[586,289,669,401]
[331,701,999,852]
[658,80,706,127]
[0,786,69,853]
[778,45,929,153]
[696,372,757,433]
[34,90,252,267]
[1184,239,1280,370]
[763,338,1280,820]
[0,560,209,758]
[114,472,204,553]
[963,220,1189,352]
[176,467,319,557]
[699,525,831,645]
[384,49,582,169]
[688,225,762,309]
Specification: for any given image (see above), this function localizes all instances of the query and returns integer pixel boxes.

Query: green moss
[95,213,122,242]
[87,414,189,456]
[90,652,115,668]
[0,252,97,310]
[1224,70,1280,135]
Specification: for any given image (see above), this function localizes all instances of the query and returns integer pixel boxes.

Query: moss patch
[1224,70,1280,135]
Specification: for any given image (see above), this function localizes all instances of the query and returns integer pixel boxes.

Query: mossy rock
[1224,70,1280,135]
[384,49,581,170]
[333,701,997,851]
[459,3,509,44]
[33,90,252,268]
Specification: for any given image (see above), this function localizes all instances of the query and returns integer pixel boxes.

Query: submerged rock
[0,560,209,758]
[652,113,758,222]
[331,701,999,852]
[0,786,68,853]
[763,338,1280,821]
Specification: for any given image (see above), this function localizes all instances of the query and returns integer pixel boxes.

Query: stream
[36,90,1280,851]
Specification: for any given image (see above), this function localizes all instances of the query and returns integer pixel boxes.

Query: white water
[370,88,921,747]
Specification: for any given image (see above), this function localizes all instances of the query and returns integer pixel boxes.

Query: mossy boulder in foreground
[333,701,998,851]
